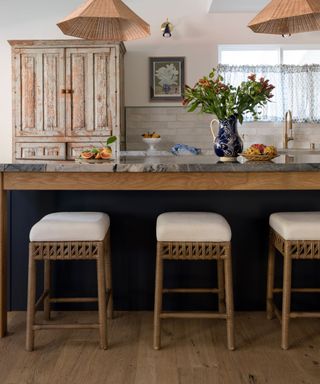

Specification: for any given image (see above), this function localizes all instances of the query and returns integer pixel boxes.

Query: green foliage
[106,136,117,146]
[183,69,275,124]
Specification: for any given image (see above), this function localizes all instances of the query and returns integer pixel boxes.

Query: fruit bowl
[241,153,279,162]
[77,157,114,164]
[241,144,278,161]
[77,136,116,163]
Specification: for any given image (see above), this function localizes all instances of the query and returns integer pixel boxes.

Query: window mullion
[279,47,283,65]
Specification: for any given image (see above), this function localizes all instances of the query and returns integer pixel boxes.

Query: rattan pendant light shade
[57,0,150,41]
[248,0,320,35]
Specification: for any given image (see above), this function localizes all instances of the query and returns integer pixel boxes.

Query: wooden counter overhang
[2,171,320,190]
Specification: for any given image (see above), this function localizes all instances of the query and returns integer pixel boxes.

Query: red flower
[182,98,189,106]
[198,78,211,88]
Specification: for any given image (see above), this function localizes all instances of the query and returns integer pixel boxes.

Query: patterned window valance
[217,64,320,123]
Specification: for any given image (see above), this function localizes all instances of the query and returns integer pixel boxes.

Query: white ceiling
[209,0,269,13]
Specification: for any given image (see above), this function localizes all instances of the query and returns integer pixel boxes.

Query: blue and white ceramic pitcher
[210,115,243,162]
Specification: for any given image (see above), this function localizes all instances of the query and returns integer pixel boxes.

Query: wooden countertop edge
[1,171,320,191]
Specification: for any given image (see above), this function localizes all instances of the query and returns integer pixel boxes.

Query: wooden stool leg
[224,245,235,351]
[26,250,36,352]
[97,251,108,350]
[153,243,164,350]
[217,259,226,313]
[44,260,51,321]
[105,234,113,319]
[267,231,276,320]
[282,248,292,350]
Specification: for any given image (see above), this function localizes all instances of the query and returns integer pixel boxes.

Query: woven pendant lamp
[57,0,150,41]
[248,0,320,35]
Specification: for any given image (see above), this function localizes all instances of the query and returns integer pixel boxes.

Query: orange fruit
[101,147,112,154]
[80,151,94,159]
[101,151,112,159]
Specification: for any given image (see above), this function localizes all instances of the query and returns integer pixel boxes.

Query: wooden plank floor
[0,312,319,384]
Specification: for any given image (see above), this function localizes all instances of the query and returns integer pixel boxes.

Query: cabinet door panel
[43,54,64,132]
[70,54,86,130]
[13,49,65,137]
[16,142,66,160]
[95,53,110,130]
[21,55,36,130]
[66,48,115,137]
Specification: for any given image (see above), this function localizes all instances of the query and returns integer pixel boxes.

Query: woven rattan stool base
[267,228,320,350]
[26,230,112,351]
[154,241,235,351]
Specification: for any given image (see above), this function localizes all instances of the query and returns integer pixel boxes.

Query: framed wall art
[149,57,185,101]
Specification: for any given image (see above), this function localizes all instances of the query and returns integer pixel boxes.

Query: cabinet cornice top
[8,39,126,53]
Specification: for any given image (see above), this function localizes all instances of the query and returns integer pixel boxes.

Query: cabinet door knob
[61,89,67,94]
[66,89,74,94]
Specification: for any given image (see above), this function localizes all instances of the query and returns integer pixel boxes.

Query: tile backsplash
[126,107,320,152]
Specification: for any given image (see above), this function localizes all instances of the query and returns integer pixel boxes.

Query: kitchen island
[1,153,320,337]
[3,152,320,189]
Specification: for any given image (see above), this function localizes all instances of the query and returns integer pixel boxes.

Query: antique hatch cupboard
[9,40,126,163]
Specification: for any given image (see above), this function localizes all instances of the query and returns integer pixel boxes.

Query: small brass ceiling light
[161,18,173,38]
[57,0,150,41]
[248,0,320,36]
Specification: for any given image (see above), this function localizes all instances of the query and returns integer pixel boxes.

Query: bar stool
[267,212,320,350]
[26,212,112,351]
[154,212,235,350]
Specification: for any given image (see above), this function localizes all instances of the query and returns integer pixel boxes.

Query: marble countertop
[2,151,320,172]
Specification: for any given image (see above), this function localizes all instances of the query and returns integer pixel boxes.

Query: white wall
[209,0,268,13]
[1,0,320,162]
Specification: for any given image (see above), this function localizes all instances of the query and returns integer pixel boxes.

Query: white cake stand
[142,137,162,155]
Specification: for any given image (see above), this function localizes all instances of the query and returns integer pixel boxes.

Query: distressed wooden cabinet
[9,40,126,162]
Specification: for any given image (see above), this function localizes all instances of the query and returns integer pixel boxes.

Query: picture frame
[149,57,185,101]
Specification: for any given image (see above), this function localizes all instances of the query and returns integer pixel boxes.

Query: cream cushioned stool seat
[30,212,110,242]
[26,211,112,352]
[156,212,232,242]
[270,212,320,240]
[267,211,320,350]
[154,211,234,351]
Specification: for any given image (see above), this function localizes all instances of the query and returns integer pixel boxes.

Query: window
[283,50,320,65]
[220,49,279,66]
[219,45,320,66]
[219,46,280,65]
[218,45,320,123]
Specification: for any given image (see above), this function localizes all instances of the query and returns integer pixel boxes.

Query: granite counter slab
[2,154,320,173]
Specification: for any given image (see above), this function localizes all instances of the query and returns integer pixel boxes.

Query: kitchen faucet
[283,110,294,149]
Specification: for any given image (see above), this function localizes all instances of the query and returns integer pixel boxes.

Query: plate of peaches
[241,144,279,161]
[77,136,116,163]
